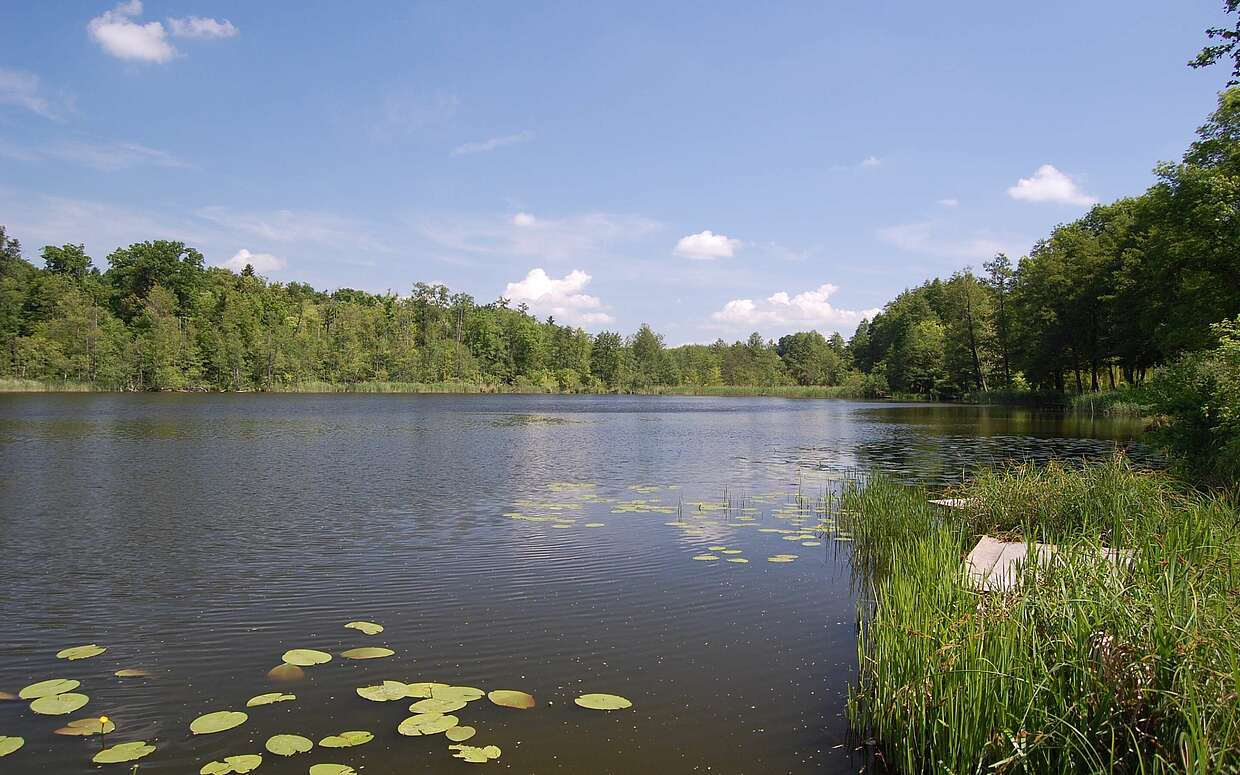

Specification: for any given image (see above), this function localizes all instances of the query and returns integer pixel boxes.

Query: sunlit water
[0,395,1146,774]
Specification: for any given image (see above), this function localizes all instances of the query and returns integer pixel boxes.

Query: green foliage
[1190,0,1240,85]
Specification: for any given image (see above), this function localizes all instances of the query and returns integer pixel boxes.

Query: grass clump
[844,457,1240,774]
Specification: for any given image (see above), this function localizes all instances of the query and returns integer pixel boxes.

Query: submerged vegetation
[844,458,1240,773]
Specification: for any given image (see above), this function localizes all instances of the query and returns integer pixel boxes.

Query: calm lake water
[0,394,1146,774]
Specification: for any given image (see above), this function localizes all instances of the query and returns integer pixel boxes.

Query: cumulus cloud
[504,268,613,325]
[221,248,285,274]
[168,16,238,39]
[0,68,59,119]
[1007,164,1097,206]
[710,284,879,332]
[87,1,176,63]
[674,230,741,260]
[451,130,533,156]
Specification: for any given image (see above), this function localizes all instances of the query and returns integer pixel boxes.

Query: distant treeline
[1,89,1237,396]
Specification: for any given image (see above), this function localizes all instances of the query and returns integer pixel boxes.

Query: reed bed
[0,377,96,392]
[842,457,1240,773]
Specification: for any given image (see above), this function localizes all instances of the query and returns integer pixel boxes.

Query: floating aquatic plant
[56,644,105,661]
[432,686,484,703]
[246,692,295,707]
[266,663,304,682]
[356,681,410,702]
[584,522,605,528]
[190,710,247,735]
[343,621,383,635]
[691,554,720,561]
[308,765,355,775]
[341,647,394,660]
[409,697,466,714]
[0,692,15,701]
[30,692,88,715]
[113,668,149,678]
[574,693,632,710]
[0,737,23,757]
[486,689,535,709]
[445,725,477,742]
[200,753,262,774]
[92,740,155,764]
[281,649,331,666]
[726,558,750,564]
[319,730,373,748]
[53,716,114,735]
[19,678,79,699]
[265,734,313,757]
[449,744,501,763]
[404,682,448,698]
[397,713,459,736]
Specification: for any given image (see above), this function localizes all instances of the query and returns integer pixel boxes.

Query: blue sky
[0,1,1232,343]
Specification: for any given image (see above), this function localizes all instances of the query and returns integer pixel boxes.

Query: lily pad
[19,678,79,699]
[0,737,23,757]
[574,693,633,710]
[190,710,248,735]
[281,649,331,667]
[431,685,484,703]
[404,681,448,698]
[0,692,15,701]
[726,558,750,564]
[246,692,295,707]
[397,713,459,736]
[264,734,313,757]
[584,523,605,528]
[340,647,393,660]
[449,744,502,763]
[308,765,355,775]
[445,725,476,742]
[767,556,795,563]
[409,697,466,714]
[56,644,105,661]
[266,663,304,682]
[343,621,383,636]
[801,541,822,547]
[707,545,727,551]
[691,554,720,561]
[486,690,535,710]
[200,754,263,774]
[53,716,115,736]
[721,549,743,555]
[356,681,409,702]
[30,692,88,715]
[319,730,373,748]
[93,741,155,764]
[114,668,149,678]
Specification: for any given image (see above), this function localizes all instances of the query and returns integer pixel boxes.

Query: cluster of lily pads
[2,619,634,772]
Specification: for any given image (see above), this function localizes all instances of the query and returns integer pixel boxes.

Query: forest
[1,89,1237,400]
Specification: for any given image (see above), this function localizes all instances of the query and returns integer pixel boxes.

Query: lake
[0,394,1146,774]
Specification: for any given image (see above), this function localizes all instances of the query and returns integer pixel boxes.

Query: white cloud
[878,221,1022,261]
[220,248,285,274]
[451,131,533,156]
[504,268,613,325]
[1007,164,1097,206]
[417,211,658,262]
[860,155,882,168]
[0,68,58,119]
[168,16,238,39]
[937,198,959,207]
[674,230,741,260]
[88,1,177,63]
[709,283,879,333]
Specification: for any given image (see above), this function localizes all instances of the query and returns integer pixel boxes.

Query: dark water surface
[0,395,1145,774]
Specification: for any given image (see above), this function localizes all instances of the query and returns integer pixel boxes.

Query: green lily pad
[767,555,795,563]
[200,753,263,774]
[340,647,393,660]
[574,693,633,710]
[30,692,88,715]
[691,554,720,561]
[356,681,409,702]
[0,737,23,757]
[246,692,295,707]
[726,558,750,564]
[449,744,502,763]
[445,725,476,742]
[431,685,484,703]
[114,668,149,678]
[397,713,459,736]
[707,545,726,551]
[264,734,313,757]
[309,766,355,775]
[266,663,304,682]
[801,541,822,547]
[93,740,155,764]
[19,678,79,699]
[403,682,447,698]
[344,621,383,635]
[409,697,466,714]
[486,690,535,709]
[281,649,331,667]
[54,716,115,735]
[319,730,373,748]
[56,644,105,661]
[190,710,248,735]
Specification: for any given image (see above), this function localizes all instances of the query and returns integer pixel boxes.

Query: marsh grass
[0,378,95,392]
[843,457,1240,773]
